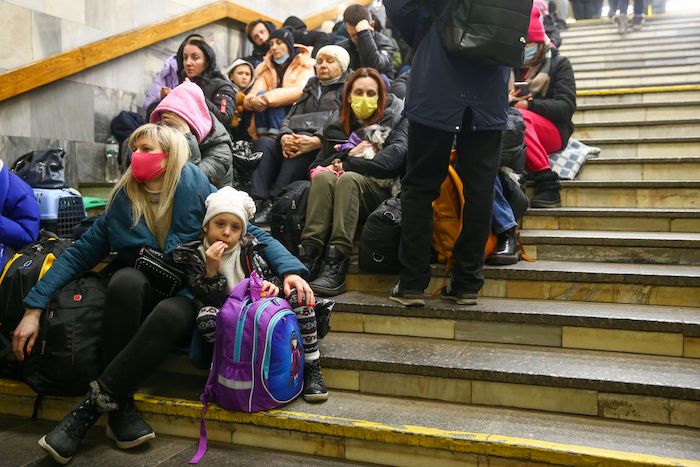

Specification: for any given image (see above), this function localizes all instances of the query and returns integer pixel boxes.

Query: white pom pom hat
[202,186,257,234]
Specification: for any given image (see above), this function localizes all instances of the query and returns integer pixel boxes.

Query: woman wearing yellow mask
[299,67,407,296]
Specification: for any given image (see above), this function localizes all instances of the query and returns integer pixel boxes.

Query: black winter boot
[303,360,328,402]
[252,200,273,225]
[107,396,155,449]
[298,243,323,281]
[485,228,521,266]
[309,246,349,297]
[531,169,561,208]
[38,381,117,464]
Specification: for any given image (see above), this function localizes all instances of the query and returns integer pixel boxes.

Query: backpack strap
[188,402,209,464]
[31,394,44,422]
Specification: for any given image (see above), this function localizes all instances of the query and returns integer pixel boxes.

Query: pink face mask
[131,151,166,182]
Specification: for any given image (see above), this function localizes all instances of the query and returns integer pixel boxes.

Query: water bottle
[105,134,120,183]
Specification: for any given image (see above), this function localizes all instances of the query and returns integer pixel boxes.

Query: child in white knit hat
[174,186,330,402]
[182,187,279,342]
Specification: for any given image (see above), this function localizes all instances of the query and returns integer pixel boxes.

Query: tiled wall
[0,0,346,186]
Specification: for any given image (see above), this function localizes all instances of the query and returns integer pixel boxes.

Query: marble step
[573,101,700,124]
[576,72,699,90]
[571,48,700,66]
[563,37,700,58]
[346,260,700,307]
[575,64,700,80]
[578,156,700,181]
[2,380,699,466]
[534,180,700,209]
[576,88,700,106]
[319,333,700,422]
[573,119,700,140]
[573,54,700,71]
[562,15,700,36]
[329,292,700,358]
[0,414,356,467]
[561,27,700,47]
[520,229,700,265]
[581,136,700,158]
[522,207,700,233]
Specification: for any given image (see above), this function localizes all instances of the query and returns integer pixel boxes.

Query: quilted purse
[134,247,185,297]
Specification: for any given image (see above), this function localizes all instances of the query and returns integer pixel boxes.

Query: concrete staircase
[2,12,700,467]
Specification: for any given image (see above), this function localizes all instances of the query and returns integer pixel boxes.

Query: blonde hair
[108,124,189,248]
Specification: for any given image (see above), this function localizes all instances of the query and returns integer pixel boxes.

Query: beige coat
[243,45,315,109]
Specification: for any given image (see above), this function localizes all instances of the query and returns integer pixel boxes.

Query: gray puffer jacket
[186,114,234,188]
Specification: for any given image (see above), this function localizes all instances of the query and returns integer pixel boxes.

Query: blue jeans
[254,91,289,136]
[492,175,517,235]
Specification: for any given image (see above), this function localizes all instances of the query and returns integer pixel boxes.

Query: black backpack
[359,198,402,274]
[23,273,106,397]
[430,0,533,67]
[0,231,71,376]
[500,107,526,173]
[270,180,311,256]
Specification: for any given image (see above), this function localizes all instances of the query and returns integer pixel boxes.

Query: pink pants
[519,108,563,173]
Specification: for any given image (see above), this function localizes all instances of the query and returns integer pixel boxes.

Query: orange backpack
[432,151,497,269]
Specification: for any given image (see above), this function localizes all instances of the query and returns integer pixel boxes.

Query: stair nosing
[524,207,700,218]
[332,292,700,336]
[586,156,700,164]
[576,100,700,111]
[321,333,700,400]
[574,118,700,127]
[520,229,700,247]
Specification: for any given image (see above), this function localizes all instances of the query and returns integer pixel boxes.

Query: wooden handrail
[0,0,370,102]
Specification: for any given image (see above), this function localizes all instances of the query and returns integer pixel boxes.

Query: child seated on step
[173,186,328,401]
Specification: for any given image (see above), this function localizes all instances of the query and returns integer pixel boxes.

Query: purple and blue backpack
[190,271,303,463]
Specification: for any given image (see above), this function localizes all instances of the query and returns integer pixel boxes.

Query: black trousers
[250,136,317,201]
[398,111,502,294]
[99,268,195,399]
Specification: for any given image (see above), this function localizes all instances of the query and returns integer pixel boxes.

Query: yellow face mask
[350,95,378,120]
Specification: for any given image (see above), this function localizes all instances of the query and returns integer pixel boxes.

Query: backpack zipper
[262,309,295,381]
[233,298,251,362]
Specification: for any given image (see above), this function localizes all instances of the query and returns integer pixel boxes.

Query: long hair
[108,124,189,248]
[339,67,386,135]
[176,38,219,82]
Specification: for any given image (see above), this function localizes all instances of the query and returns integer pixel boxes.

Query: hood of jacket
[224,58,256,93]
[149,80,213,143]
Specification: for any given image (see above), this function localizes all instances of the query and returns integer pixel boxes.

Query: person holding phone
[509,6,576,208]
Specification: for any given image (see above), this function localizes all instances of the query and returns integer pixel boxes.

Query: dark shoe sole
[389,295,425,307]
[485,252,521,266]
[310,282,346,297]
[440,294,478,306]
[530,199,561,208]
[39,436,71,465]
[106,426,156,450]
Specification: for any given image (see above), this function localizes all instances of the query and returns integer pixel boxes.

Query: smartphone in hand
[514,81,530,96]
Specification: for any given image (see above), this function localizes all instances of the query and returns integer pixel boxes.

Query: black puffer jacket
[185,115,234,188]
[519,48,577,149]
[173,235,277,309]
[338,30,396,78]
[279,73,349,139]
[310,94,406,176]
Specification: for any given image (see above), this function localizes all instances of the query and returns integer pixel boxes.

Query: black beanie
[283,16,307,33]
[268,28,296,59]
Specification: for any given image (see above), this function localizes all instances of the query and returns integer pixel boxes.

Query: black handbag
[287,110,334,134]
[429,0,533,67]
[11,149,66,189]
[134,247,185,297]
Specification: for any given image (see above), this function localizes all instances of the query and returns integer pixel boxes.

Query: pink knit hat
[528,5,546,43]
[150,80,213,143]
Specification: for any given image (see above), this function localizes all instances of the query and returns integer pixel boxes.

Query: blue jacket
[384,0,510,132]
[24,163,306,310]
[0,162,40,269]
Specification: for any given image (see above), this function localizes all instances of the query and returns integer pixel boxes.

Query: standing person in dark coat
[244,19,276,67]
[511,6,576,208]
[337,4,396,79]
[384,0,511,307]
[0,159,40,269]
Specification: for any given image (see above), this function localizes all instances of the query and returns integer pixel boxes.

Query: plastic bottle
[105,134,120,183]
